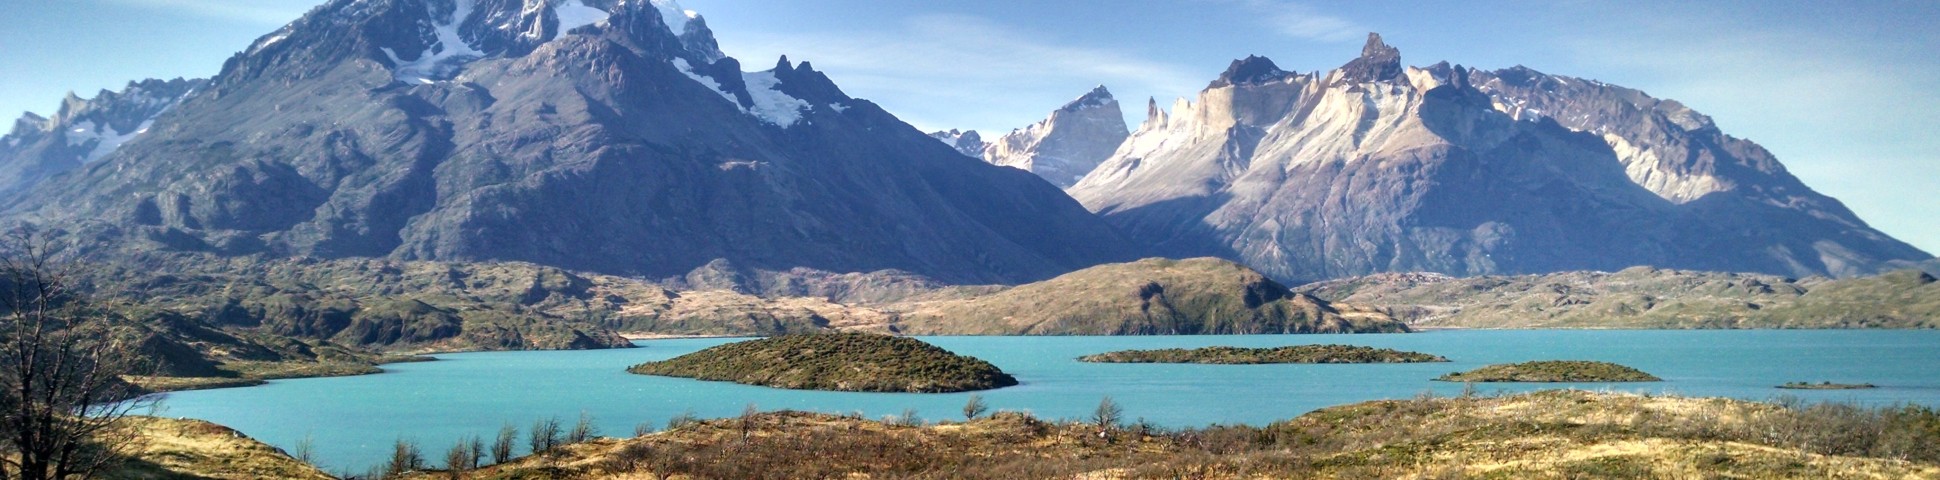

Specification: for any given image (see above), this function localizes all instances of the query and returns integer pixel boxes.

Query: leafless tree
[490,424,516,465]
[0,228,151,479]
[962,394,988,420]
[528,417,561,454]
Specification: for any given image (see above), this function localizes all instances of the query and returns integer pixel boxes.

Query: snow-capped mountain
[6,0,1141,283]
[927,129,985,158]
[0,78,203,201]
[981,86,1129,188]
[1070,33,1928,282]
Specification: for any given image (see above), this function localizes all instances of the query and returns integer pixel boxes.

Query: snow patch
[380,0,486,84]
[828,103,848,113]
[672,58,735,104]
[62,119,154,163]
[553,0,608,33]
[650,0,692,33]
[740,71,810,127]
[671,59,811,128]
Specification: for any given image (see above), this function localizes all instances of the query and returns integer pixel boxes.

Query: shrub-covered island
[1779,381,1878,390]
[1078,344,1448,364]
[627,333,1018,393]
[1436,361,1661,382]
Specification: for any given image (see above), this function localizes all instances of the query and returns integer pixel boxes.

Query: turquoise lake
[154,330,1940,474]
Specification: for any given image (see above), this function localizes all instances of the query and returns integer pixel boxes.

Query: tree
[962,394,989,420]
[490,424,516,465]
[383,438,424,478]
[1091,396,1123,431]
[443,440,470,479]
[465,435,483,470]
[0,228,151,479]
[529,417,561,454]
[567,412,598,443]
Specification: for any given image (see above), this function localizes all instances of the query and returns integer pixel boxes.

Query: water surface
[156,330,1940,473]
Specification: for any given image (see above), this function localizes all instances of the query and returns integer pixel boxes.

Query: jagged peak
[1210,55,1291,89]
[1059,85,1115,111]
[1337,32,1403,84]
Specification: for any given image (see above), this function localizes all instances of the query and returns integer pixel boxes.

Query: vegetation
[404,390,1940,479]
[893,258,1409,335]
[1780,381,1878,390]
[1437,360,1662,382]
[1299,266,1940,329]
[0,230,151,479]
[1078,344,1448,364]
[627,333,1018,393]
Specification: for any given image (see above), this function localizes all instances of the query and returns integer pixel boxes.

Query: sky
[1,0,1936,256]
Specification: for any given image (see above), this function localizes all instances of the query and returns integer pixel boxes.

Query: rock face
[1070,33,1929,282]
[982,86,1130,188]
[3,0,1139,284]
[0,78,203,202]
[892,257,1407,335]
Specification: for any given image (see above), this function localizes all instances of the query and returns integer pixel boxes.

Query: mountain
[1298,266,1940,329]
[1070,33,1929,282]
[4,0,1140,284]
[926,128,985,157]
[0,78,204,202]
[891,257,1406,335]
[981,85,1129,188]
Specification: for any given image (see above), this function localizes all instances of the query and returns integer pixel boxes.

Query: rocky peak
[928,129,985,158]
[1061,85,1115,111]
[1210,55,1290,89]
[1338,32,1402,83]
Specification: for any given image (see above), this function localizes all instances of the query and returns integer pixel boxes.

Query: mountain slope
[6,0,1139,284]
[1070,33,1927,282]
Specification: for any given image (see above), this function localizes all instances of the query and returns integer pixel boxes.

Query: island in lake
[627,333,1018,393]
[1078,344,1447,364]
[1779,381,1878,390]
[1436,361,1662,382]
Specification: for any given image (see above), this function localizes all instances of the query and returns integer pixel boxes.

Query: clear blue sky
[2,0,1936,256]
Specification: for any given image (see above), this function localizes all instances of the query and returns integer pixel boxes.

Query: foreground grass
[1078,344,1448,364]
[402,390,1940,479]
[108,417,333,480]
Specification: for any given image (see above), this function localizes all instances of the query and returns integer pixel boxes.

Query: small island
[1778,381,1878,390]
[1436,361,1661,383]
[627,332,1018,393]
[1077,344,1448,364]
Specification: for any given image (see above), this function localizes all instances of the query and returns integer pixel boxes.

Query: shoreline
[620,333,750,340]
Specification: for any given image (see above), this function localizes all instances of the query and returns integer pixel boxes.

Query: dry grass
[407,390,1940,479]
[106,416,333,480]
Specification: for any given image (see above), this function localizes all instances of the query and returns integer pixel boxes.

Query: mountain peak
[1338,32,1403,83]
[1059,85,1115,111]
[1210,55,1289,89]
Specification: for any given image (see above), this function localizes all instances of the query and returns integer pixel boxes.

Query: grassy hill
[1078,344,1447,364]
[1299,266,1940,329]
[108,417,333,479]
[892,258,1407,335]
[628,333,1017,393]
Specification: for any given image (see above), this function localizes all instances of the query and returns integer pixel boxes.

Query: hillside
[412,390,1940,479]
[110,417,333,479]
[628,333,1016,392]
[1299,266,1940,329]
[892,257,1407,335]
